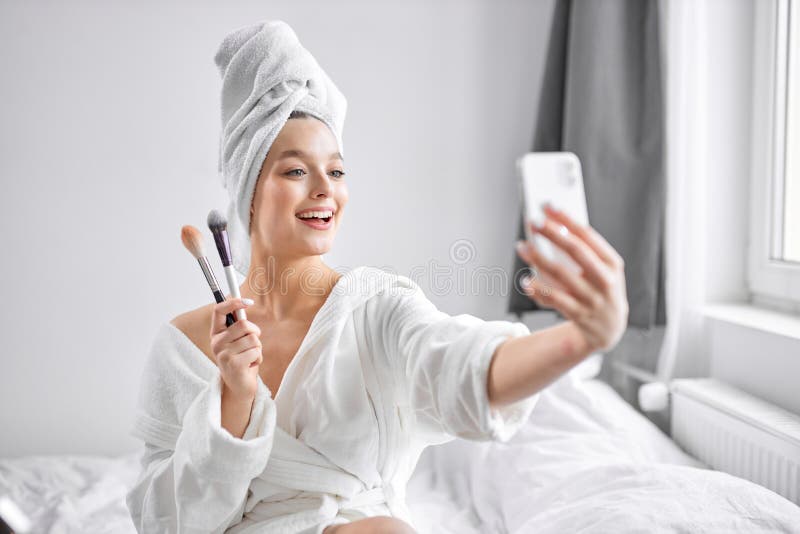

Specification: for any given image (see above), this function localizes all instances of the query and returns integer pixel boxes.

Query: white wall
[0,0,554,456]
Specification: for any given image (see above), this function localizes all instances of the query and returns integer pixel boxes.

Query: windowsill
[703,301,800,341]
[703,300,800,415]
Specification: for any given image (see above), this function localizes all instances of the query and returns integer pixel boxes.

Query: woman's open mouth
[296,209,334,230]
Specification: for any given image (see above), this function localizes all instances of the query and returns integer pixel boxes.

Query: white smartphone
[517,151,590,283]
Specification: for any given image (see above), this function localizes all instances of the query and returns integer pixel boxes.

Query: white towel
[213,20,348,277]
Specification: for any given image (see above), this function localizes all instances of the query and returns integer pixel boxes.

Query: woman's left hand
[515,204,629,353]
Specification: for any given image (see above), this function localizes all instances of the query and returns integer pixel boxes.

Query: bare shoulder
[169,303,216,363]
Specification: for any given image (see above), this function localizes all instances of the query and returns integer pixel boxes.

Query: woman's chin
[300,239,334,256]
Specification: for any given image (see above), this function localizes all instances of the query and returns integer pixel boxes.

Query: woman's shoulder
[131,306,219,447]
[349,265,422,298]
[169,303,216,365]
[351,266,434,320]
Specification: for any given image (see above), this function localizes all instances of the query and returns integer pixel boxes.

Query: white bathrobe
[126,265,539,534]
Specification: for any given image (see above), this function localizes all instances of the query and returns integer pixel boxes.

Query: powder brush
[181,225,235,327]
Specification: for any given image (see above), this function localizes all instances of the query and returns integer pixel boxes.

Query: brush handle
[197,257,235,326]
[223,265,246,321]
[212,289,236,327]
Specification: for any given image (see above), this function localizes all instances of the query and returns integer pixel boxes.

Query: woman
[126,21,628,534]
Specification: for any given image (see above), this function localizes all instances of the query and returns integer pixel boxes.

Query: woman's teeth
[297,210,333,221]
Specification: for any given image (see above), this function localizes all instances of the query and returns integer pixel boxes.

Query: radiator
[671,378,800,505]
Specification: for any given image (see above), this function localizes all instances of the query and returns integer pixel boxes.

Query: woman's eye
[285,168,344,179]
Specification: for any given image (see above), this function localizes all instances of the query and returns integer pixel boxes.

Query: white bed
[2,372,799,533]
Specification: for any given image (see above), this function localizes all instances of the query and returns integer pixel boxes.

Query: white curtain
[655,0,710,385]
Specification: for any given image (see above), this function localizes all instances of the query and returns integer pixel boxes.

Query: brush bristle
[180,225,206,259]
[207,209,227,232]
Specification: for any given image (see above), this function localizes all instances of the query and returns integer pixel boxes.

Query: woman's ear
[248,198,256,234]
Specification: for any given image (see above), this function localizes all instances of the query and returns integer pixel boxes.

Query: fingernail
[521,275,532,288]
[242,298,254,306]
[515,240,527,253]
[529,213,545,231]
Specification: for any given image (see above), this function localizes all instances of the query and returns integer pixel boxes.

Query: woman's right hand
[210,298,262,402]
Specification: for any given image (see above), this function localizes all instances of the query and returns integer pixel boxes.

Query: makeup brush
[207,209,247,321]
[181,225,236,327]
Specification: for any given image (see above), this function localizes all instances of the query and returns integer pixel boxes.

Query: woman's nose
[311,171,333,197]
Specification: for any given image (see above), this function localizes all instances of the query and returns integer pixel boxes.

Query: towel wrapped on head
[213,20,347,276]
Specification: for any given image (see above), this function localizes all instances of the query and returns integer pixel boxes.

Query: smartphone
[517,151,589,284]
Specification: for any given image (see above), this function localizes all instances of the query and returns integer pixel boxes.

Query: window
[783,0,800,263]
[749,0,800,308]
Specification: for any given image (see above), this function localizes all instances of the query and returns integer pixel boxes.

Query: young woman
[126,21,628,534]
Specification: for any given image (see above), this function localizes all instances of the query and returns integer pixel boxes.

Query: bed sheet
[407,372,800,533]
[0,453,139,533]
[1,373,798,533]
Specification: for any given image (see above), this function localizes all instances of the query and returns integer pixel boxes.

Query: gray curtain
[509,0,666,331]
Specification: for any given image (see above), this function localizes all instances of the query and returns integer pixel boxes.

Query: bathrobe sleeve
[370,274,540,444]
[125,324,277,534]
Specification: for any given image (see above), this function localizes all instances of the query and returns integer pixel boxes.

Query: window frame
[748,0,800,310]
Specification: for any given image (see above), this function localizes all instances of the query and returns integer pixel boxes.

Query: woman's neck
[240,254,340,322]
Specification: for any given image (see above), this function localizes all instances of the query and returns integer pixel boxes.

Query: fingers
[213,322,263,369]
[517,240,599,308]
[213,318,261,346]
[542,204,625,269]
[217,340,263,370]
[529,219,613,293]
[211,298,254,335]
[227,332,261,356]
[520,273,582,320]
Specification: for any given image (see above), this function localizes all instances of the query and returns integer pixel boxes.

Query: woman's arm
[369,273,538,443]
[222,383,258,438]
[488,204,629,409]
[488,321,591,409]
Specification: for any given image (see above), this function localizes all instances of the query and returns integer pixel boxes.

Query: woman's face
[249,117,348,260]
